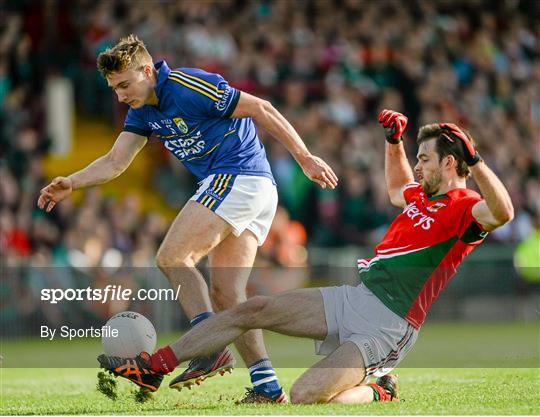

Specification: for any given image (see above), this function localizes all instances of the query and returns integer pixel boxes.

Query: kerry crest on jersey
[173,117,188,134]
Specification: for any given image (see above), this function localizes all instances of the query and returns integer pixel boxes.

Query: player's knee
[233,296,269,327]
[290,383,327,404]
[210,285,246,311]
[155,248,196,270]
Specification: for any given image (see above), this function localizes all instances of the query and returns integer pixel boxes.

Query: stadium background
[1,0,539,338]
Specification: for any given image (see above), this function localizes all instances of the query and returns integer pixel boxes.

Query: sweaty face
[414,139,443,196]
[107,67,152,109]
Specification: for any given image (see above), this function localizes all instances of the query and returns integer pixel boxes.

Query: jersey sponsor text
[402,202,435,230]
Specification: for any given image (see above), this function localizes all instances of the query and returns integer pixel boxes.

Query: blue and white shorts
[190,174,278,246]
[315,283,418,377]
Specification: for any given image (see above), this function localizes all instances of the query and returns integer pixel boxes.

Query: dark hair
[96,34,152,78]
[417,124,474,178]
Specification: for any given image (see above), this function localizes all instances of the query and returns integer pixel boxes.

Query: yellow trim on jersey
[218,174,233,196]
[208,199,217,210]
[168,76,218,102]
[187,143,221,161]
[169,71,221,99]
[174,70,224,93]
[200,195,209,205]
[223,129,236,138]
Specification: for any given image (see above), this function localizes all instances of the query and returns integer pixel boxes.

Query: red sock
[368,383,392,402]
[149,346,179,374]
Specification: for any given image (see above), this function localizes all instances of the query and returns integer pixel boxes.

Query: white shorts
[316,283,418,377]
[190,174,278,246]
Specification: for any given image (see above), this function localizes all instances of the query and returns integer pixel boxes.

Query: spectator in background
[3,0,539,246]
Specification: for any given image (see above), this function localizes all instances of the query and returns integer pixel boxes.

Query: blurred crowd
[1,1,539,330]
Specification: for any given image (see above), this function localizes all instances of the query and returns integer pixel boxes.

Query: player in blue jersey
[37,34,338,403]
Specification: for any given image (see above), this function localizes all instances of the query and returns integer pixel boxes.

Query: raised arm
[470,162,514,231]
[437,123,514,231]
[231,91,338,189]
[37,131,147,212]
[378,110,415,208]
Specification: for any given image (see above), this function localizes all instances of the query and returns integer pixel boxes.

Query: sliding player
[98,110,513,403]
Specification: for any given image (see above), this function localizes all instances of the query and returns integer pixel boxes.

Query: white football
[102,311,156,358]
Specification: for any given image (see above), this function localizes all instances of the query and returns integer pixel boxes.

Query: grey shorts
[315,283,418,377]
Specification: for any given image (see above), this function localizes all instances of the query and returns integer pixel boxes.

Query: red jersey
[358,182,488,328]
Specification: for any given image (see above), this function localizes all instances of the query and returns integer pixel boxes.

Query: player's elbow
[388,190,405,208]
[497,206,514,225]
[389,196,403,208]
[251,99,275,121]
[495,198,515,226]
[485,207,514,232]
[257,98,274,112]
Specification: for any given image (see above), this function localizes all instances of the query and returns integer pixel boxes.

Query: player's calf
[231,295,274,328]
[290,384,328,404]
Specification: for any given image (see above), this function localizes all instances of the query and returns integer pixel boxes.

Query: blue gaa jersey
[123,60,274,182]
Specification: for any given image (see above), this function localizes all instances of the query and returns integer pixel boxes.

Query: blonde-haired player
[38,35,338,403]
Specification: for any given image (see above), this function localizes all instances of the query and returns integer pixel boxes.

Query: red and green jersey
[358,182,488,328]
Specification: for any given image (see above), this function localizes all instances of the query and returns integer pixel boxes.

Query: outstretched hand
[37,176,73,212]
[300,155,338,189]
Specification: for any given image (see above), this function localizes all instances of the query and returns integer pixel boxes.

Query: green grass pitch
[1,322,539,415]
